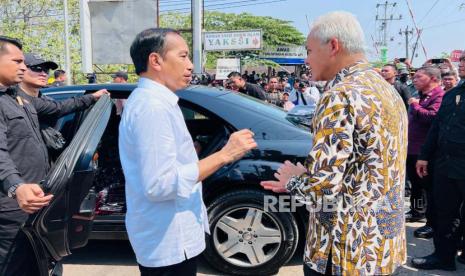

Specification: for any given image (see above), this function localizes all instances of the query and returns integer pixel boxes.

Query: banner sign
[216,58,241,80]
[204,30,262,51]
[451,50,463,62]
[260,45,307,65]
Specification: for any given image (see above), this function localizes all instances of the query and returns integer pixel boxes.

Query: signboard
[216,58,241,80]
[88,0,158,64]
[204,30,262,51]
[260,45,307,65]
[450,50,463,62]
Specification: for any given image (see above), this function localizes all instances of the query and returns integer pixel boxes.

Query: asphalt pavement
[62,221,465,276]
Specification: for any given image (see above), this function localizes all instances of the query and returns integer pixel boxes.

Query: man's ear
[328,37,340,57]
[148,52,163,72]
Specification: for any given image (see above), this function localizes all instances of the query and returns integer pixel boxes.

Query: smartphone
[431,58,444,64]
[398,58,406,62]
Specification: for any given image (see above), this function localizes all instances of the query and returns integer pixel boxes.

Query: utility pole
[63,0,71,84]
[376,1,402,46]
[192,0,203,75]
[399,26,413,59]
[375,1,401,62]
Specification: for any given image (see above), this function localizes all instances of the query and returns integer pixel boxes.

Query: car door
[22,95,112,275]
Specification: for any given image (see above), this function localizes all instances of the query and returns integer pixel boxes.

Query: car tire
[204,189,299,276]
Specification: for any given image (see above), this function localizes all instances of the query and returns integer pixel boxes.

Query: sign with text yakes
[204,30,262,51]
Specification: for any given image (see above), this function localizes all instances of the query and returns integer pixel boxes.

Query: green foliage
[1,4,304,82]
[160,11,305,70]
[0,0,130,84]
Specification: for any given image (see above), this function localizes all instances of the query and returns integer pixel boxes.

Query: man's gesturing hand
[15,184,53,214]
[261,161,306,193]
[219,129,257,164]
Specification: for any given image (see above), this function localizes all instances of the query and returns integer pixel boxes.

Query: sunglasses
[29,66,50,74]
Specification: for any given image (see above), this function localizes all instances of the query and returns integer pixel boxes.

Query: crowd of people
[1,8,465,276]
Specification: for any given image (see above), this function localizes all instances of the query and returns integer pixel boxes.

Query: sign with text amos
[260,45,307,65]
[204,30,262,51]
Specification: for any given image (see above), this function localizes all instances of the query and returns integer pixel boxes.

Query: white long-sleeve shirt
[118,77,209,267]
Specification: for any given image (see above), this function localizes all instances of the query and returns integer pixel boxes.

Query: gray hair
[310,11,366,54]
[418,66,442,82]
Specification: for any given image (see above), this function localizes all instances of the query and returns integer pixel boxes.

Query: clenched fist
[219,129,257,164]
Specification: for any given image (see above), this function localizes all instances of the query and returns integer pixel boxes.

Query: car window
[180,103,228,158]
[220,92,287,121]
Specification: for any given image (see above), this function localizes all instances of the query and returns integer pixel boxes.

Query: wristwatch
[7,183,22,199]
[286,176,306,199]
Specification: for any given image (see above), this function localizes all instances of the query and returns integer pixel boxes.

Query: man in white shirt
[119,28,257,276]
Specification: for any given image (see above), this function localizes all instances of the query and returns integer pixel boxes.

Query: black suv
[28,84,313,276]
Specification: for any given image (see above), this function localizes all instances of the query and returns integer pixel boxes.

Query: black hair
[54,69,66,79]
[383,64,397,71]
[441,71,458,78]
[130,28,179,75]
[227,71,242,79]
[0,36,22,54]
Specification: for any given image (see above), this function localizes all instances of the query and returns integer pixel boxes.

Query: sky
[162,0,465,67]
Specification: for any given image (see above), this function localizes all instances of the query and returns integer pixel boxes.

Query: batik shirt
[288,61,408,275]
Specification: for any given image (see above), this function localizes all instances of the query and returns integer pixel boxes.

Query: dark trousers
[432,171,465,263]
[406,155,434,224]
[138,255,197,276]
[0,209,38,276]
[303,251,332,276]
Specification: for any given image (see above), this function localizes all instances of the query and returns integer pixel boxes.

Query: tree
[0,0,133,84]
[160,11,306,70]
[1,4,304,82]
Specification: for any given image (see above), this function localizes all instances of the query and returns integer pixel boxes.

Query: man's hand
[408,98,419,105]
[219,129,257,164]
[260,161,306,193]
[15,184,53,214]
[416,160,429,178]
[92,89,110,100]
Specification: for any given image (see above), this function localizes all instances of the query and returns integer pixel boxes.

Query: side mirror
[285,104,317,130]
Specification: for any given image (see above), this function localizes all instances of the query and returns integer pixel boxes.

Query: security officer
[412,51,465,271]
[0,36,106,275]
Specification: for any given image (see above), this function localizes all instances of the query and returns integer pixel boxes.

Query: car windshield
[218,91,287,121]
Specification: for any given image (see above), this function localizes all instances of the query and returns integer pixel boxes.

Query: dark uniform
[418,80,465,265]
[0,85,96,275]
[393,80,412,109]
[238,82,266,100]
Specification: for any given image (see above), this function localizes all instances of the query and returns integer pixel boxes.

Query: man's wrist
[216,150,232,165]
[7,183,24,199]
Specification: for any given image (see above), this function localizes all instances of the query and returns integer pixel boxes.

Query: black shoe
[411,254,456,271]
[458,253,465,265]
[414,225,434,239]
[405,210,426,222]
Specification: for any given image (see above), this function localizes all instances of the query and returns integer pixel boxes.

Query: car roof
[41,84,230,98]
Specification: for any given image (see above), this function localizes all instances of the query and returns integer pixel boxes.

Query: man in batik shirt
[262,11,407,275]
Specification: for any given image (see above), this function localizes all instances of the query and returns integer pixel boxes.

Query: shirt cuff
[2,174,24,194]
[177,162,200,198]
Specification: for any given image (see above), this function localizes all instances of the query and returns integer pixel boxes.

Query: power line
[423,17,465,29]
[161,0,285,13]
[160,0,231,7]
[418,0,439,25]
[206,1,286,12]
